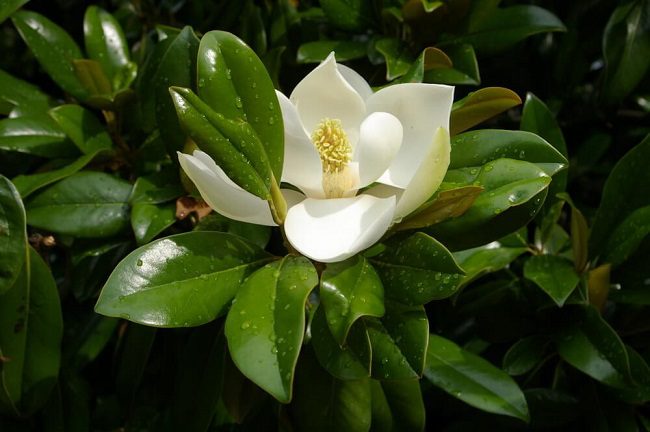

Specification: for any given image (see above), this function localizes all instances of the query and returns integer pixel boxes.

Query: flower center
[311,118,351,173]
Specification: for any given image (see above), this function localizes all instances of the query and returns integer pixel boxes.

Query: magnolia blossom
[178,53,453,263]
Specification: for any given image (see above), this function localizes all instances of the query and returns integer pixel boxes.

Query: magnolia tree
[1,1,650,431]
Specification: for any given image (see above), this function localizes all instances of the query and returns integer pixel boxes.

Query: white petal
[337,63,373,100]
[285,194,396,263]
[178,151,276,226]
[354,112,403,188]
[276,91,325,198]
[393,127,451,220]
[290,52,366,145]
[281,188,306,209]
[366,83,453,188]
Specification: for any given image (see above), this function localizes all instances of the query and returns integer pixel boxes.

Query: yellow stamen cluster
[311,118,351,173]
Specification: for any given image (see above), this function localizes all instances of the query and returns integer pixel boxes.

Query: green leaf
[320,0,375,31]
[114,324,155,408]
[0,247,62,416]
[440,5,565,56]
[450,88,522,136]
[297,40,367,63]
[196,31,284,182]
[424,334,530,422]
[83,6,134,90]
[311,306,371,380]
[369,232,464,305]
[524,255,580,306]
[195,212,271,249]
[429,159,550,250]
[450,130,567,175]
[291,349,371,432]
[48,105,113,154]
[370,379,425,432]
[602,205,650,267]
[367,302,429,380]
[590,135,650,258]
[11,10,87,100]
[170,86,271,199]
[602,0,650,103]
[96,232,271,327]
[321,255,385,345]
[0,115,77,159]
[63,314,118,370]
[0,0,28,24]
[554,306,633,388]
[424,44,480,86]
[131,202,176,246]
[225,256,318,403]
[502,336,548,376]
[11,149,105,198]
[25,171,132,238]
[71,59,113,101]
[453,244,528,290]
[375,38,412,80]
[395,47,453,84]
[0,68,53,116]
[0,176,26,295]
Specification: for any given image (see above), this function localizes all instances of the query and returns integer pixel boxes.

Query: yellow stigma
[311,118,351,173]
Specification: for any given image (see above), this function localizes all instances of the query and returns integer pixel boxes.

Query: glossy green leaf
[602,0,650,103]
[152,26,199,155]
[131,202,176,246]
[369,232,464,305]
[450,88,522,136]
[602,205,650,267]
[0,0,28,23]
[311,307,371,380]
[225,256,318,403]
[0,247,62,416]
[367,302,429,380]
[395,47,453,84]
[195,212,271,249]
[424,44,480,86]
[11,149,105,198]
[11,10,87,100]
[440,5,565,56]
[26,171,132,237]
[424,334,529,422]
[453,244,528,289]
[375,38,412,80]
[557,193,590,273]
[292,349,371,432]
[297,40,367,63]
[503,336,548,376]
[71,59,113,103]
[96,232,271,326]
[321,255,385,345]
[0,115,77,159]
[0,69,53,116]
[196,31,284,182]
[48,105,113,154]
[83,6,134,90]
[0,176,26,295]
[450,130,567,175]
[370,379,425,432]
[524,255,580,306]
[320,0,375,31]
[430,159,550,250]
[591,135,650,258]
[170,86,271,199]
[554,306,633,388]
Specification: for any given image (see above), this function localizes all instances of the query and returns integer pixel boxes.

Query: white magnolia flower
[178,53,453,263]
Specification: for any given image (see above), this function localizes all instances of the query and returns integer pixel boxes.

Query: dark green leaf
[0,115,77,158]
[26,171,131,238]
[450,88,522,136]
[96,231,271,327]
[129,170,183,205]
[63,314,118,370]
[0,0,28,24]
[424,334,529,422]
[524,255,580,306]
[48,105,113,154]
[321,255,385,345]
[225,256,318,403]
[0,69,53,116]
[195,212,271,249]
[370,379,425,432]
[370,232,464,305]
[115,323,156,408]
[0,176,26,295]
[424,44,480,86]
[320,0,375,31]
[602,205,650,267]
[297,40,367,63]
[11,10,87,99]
[71,59,113,100]
[453,244,528,289]
[375,38,412,80]
[196,31,284,182]
[502,336,548,376]
[131,202,176,246]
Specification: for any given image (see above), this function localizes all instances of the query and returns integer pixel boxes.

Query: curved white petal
[393,127,450,221]
[366,83,453,188]
[337,63,373,100]
[281,188,306,209]
[178,151,276,226]
[276,91,325,198]
[355,112,403,188]
[290,53,365,145]
[285,194,396,263]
